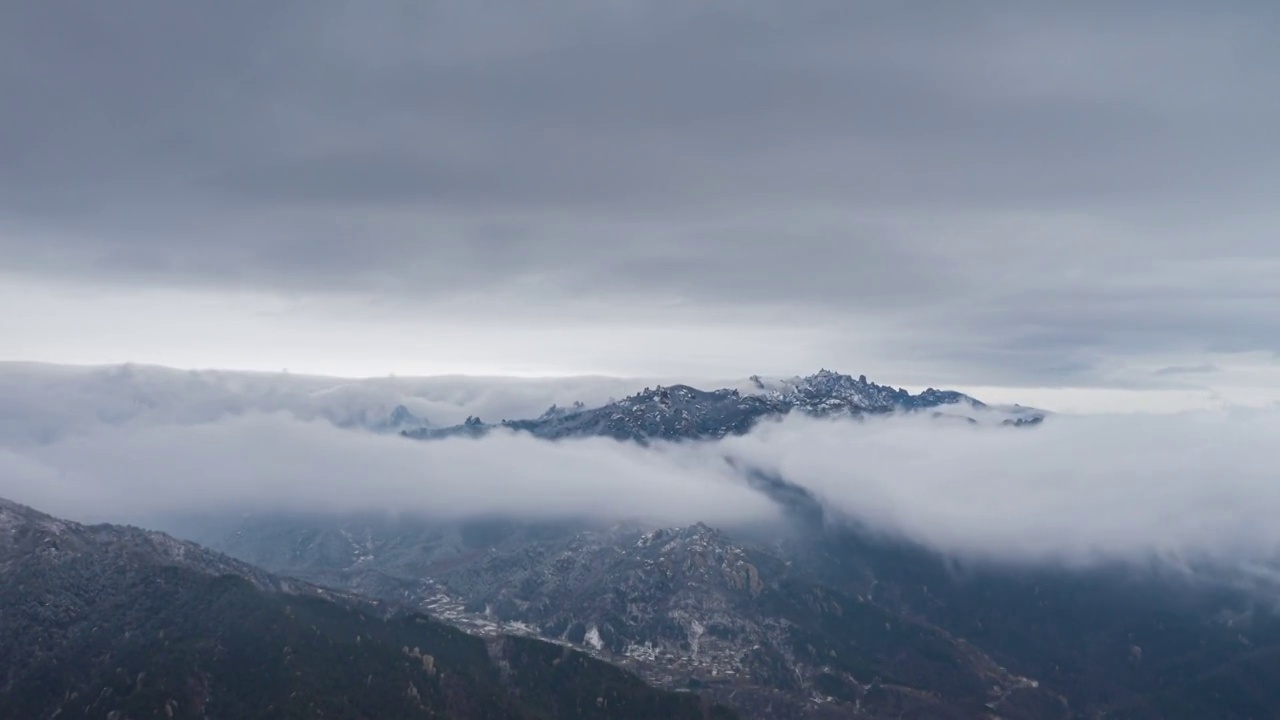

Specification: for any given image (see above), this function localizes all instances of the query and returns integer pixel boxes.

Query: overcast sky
[2,1,1277,409]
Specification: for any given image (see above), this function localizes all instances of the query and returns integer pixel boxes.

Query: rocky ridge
[404,369,1029,443]
[0,498,738,720]
[191,508,1280,720]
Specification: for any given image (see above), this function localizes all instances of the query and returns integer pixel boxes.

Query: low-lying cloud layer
[1,364,1276,566]
[0,414,775,526]
[725,413,1280,564]
[0,362,674,445]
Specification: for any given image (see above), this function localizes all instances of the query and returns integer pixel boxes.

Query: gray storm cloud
[2,2,1279,386]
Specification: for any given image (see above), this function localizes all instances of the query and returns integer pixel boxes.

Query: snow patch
[584,625,604,651]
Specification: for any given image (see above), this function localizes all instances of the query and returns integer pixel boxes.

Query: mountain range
[0,497,736,720]
[404,369,1042,443]
[180,507,1280,720]
[6,367,1277,719]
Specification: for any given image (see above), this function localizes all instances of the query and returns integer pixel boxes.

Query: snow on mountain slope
[408,369,1044,443]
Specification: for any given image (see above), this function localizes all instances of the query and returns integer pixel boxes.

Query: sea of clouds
[2,362,1277,567]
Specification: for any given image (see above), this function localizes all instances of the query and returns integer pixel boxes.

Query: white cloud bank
[724,412,1280,564]
[0,414,775,526]
[1,363,1277,566]
[0,361,675,444]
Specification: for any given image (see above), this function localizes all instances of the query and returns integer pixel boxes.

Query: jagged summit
[368,403,430,433]
[537,400,586,420]
[405,369,998,443]
[767,368,982,414]
[636,522,728,549]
